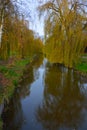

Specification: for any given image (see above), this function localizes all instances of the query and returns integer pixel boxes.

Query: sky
[19,0,87,36]
[25,0,45,36]
[17,0,45,36]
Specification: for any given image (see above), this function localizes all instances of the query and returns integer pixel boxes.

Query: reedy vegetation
[38,0,87,68]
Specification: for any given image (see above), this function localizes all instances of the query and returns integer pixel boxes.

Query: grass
[75,54,87,73]
[76,62,87,73]
[0,58,30,103]
[0,58,31,129]
[0,58,29,79]
[82,53,87,57]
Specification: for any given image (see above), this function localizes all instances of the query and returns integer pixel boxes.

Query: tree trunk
[0,11,4,48]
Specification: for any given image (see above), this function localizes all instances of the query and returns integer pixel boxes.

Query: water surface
[1,57,87,130]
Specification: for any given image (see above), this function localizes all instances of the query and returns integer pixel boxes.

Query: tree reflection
[36,64,87,130]
[1,65,34,130]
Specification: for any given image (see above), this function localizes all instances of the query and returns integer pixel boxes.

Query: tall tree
[0,0,17,47]
[38,0,87,67]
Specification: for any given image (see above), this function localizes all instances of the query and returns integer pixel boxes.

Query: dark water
[1,56,87,130]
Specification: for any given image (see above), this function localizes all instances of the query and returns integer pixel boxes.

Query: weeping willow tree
[0,0,43,60]
[0,16,43,60]
[38,0,87,68]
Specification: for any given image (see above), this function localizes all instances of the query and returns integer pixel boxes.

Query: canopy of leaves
[38,0,87,67]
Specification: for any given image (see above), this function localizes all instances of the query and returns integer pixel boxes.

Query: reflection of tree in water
[1,65,34,130]
[1,55,44,130]
[32,54,44,69]
[36,64,87,130]
[19,64,34,99]
[13,55,44,100]
[2,93,23,130]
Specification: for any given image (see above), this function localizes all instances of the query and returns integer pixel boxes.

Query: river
[1,56,87,130]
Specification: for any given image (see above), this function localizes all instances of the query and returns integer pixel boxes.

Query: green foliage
[0,66,8,73]
[76,62,87,73]
[40,0,87,68]
[0,13,43,60]
[13,80,18,86]
[76,63,87,73]
[0,58,30,104]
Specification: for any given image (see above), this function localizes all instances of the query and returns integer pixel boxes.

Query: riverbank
[0,57,32,104]
[0,54,43,129]
[0,57,32,129]
[75,55,87,77]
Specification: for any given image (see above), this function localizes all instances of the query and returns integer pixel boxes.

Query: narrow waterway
[1,56,87,130]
